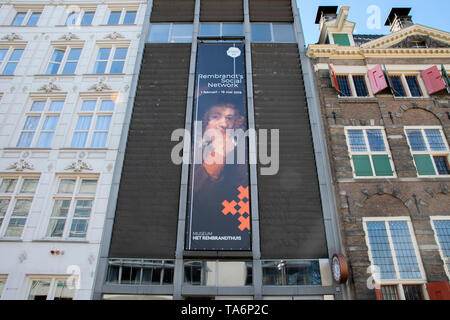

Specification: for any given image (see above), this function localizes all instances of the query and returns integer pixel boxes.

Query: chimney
[315,6,338,31]
[385,8,413,33]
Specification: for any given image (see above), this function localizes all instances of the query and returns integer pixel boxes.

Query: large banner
[186,43,251,251]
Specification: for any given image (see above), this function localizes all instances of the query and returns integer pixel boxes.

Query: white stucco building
[0,0,147,299]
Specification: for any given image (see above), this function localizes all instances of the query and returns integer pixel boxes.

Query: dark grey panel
[252,43,328,259]
[200,0,243,22]
[249,0,293,22]
[109,43,191,259]
[150,0,195,22]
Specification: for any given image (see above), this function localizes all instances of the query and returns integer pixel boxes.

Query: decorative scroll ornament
[6,159,34,172]
[58,32,80,41]
[65,159,93,172]
[38,79,61,93]
[1,33,22,41]
[104,32,124,40]
[88,78,111,92]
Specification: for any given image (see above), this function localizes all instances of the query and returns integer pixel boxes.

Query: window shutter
[426,282,450,300]
[375,287,383,300]
[441,64,450,88]
[372,155,394,176]
[328,64,340,94]
[352,155,373,176]
[421,66,446,94]
[413,154,436,175]
[333,33,350,46]
[367,64,388,94]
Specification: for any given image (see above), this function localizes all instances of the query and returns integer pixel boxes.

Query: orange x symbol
[221,200,237,215]
[238,216,250,231]
[238,186,249,200]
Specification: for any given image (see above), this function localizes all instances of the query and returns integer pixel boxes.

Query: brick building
[307,6,450,299]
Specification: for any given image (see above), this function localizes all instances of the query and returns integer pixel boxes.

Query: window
[430,218,450,279]
[46,177,97,239]
[17,99,64,148]
[0,176,39,238]
[262,260,321,286]
[45,47,82,75]
[364,218,426,300]
[353,75,369,97]
[11,11,41,26]
[333,33,351,46]
[405,76,423,97]
[251,23,296,43]
[148,24,193,43]
[106,259,175,285]
[107,9,137,25]
[0,47,24,75]
[27,277,75,300]
[184,261,253,286]
[337,75,351,97]
[199,23,244,37]
[65,9,95,26]
[390,75,406,97]
[0,276,6,298]
[345,127,395,177]
[404,127,450,176]
[71,98,114,148]
[93,46,127,74]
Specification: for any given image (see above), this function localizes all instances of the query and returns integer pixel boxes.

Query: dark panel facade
[249,0,293,22]
[109,44,191,259]
[200,0,244,22]
[150,0,195,22]
[252,43,328,259]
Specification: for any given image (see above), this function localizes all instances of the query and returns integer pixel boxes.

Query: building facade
[0,0,146,299]
[307,6,450,299]
[93,0,347,300]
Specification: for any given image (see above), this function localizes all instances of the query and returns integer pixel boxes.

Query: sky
[297,0,450,45]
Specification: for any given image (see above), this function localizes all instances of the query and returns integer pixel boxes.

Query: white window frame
[11,9,41,26]
[342,74,373,98]
[106,7,138,25]
[0,275,7,299]
[404,126,450,177]
[0,45,25,76]
[344,126,396,178]
[45,46,82,75]
[64,7,96,26]
[0,175,39,239]
[16,97,65,148]
[148,23,193,43]
[430,216,450,280]
[363,217,428,300]
[250,23,296,43]
[25,275,77,300]
[70,96,116,148]
[44,175,98,240]
[92,45,128,74]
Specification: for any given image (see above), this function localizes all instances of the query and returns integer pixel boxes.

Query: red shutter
[426,281,450,300]
[329,64,341,94]
[375,287,383,300]
[367,64,388,94]
[421,66,446,94]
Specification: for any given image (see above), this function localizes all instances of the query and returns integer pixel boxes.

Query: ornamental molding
[58,32,80,41]
[1,32,22,41]
[65,159,93,173]
[6,159,34,172]
[104,32,125,40]
[38,79,61,93]
[88,78,112,92]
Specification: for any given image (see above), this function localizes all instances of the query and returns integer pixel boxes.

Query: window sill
[34,74,76,78]
[33,238,89,243]
[82,73,125,78]
[0,75,15,78]
[98,24,136,27]
[0,238,23,242]
[3,147,51,151]
[59,147,108,151]
[394,96,430,100]
[338,96,378,102]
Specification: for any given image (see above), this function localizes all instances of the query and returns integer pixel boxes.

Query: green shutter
[413,154,436,175]
[372,155,394,176]
[333,33,351,46]
[352,155,373,176]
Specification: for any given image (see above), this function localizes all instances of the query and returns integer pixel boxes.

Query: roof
[353,34,385,46]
